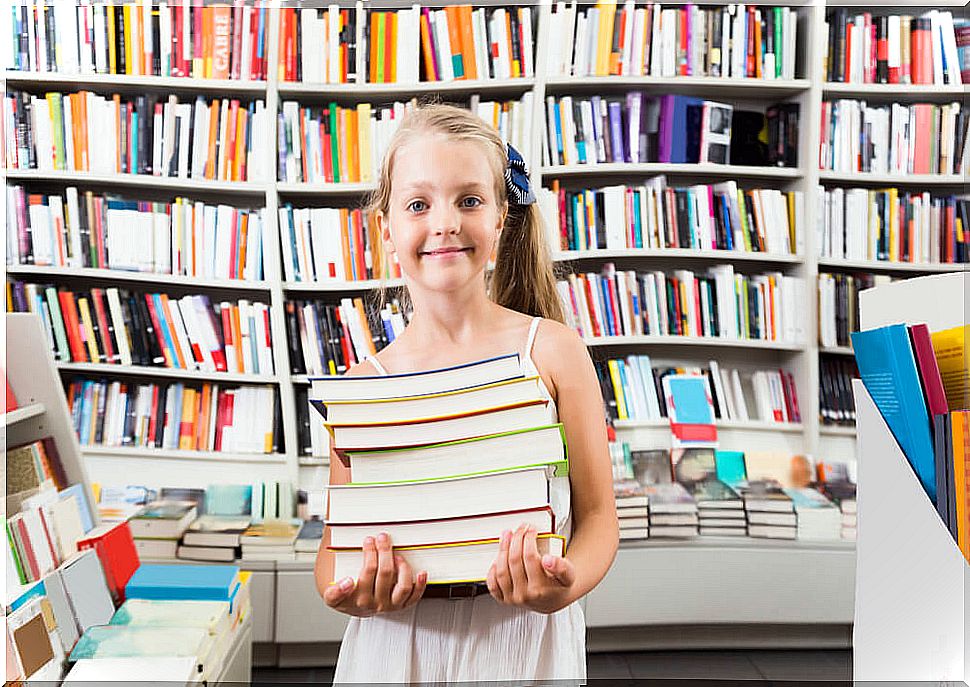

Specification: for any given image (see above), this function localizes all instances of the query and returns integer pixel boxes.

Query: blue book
[598,277,616,336]
[125,564,240,602]
[719,194,734,251]
[658,95,704,164]
[715,450,747,485]
[553,100,564,164]
[205,484,252,517]
[607,100,625,163]
[60,483,95,533]
[632,190,643,248]
[851,324,936,502]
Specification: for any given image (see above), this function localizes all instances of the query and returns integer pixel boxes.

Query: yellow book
[953,411,969,562]
[931,325,970,411]
[356,103,372,182]
[389,11,398,83]
[346,109,359,182]
[123,4,134,75]
[607,359,628,419]
[375,12,386,83]
[338,107,350,186]
[179,388,197,450]
[106,4,117,74]
[786,191,796,253]
[595,0,617,76]
[233,107,246,181]
[77,297,101,364]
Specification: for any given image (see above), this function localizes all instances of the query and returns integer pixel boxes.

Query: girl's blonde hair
[365,103,564,324]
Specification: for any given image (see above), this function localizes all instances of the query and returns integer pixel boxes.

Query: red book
[220,304,235,370]
[785,371,802,423]
[353,212,367,280]
[58,290,88,362]
[334,307,357,367]
[221,389,235,448]
[911,17,931,85]
[147,384,160,444]
[230,0,244,80]
[912,104,933,173]
[15,518,40,581]
[671,278,684,335]
[557,186,568,250]
[298,108,308,182]
[226,99,239,178]
[77,521,140,604]
[36,508,61,566]
[90,289,117,364]
[746,8,756,77]
[580,276,601,337]
[844,20,854,83]
[172,2,182,77]
[6,376,18,411]
[262,306,272,348]
[778,369,796,424]
[692,277,703,337]
[144,294,174,368]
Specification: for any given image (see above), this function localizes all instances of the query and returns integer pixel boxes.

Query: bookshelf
[3,0,967,650]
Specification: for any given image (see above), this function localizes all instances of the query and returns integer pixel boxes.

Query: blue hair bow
[504,143,535,206]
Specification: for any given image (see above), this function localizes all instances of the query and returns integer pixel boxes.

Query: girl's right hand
[323,532,428,617]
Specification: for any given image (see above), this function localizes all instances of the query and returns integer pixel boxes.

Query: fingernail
[364,536,374,546]
[394,555,403,565]
[418,571,428,583]
[542,555,555,569]
[377,532,388,544]
[339,577,354,591]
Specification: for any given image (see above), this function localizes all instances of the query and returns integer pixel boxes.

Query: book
[294,519,325,553]
[344,424,566,482]
[176,545,238,563]
[63,657,199,684]
[110,598,231,636]
[310,353,522,402]
[631,449,673,485]
[327,464,564,524]
[714,450,747,485]
[239,521,299,547]
[326,399,552,454]
[733,480,794,512]
[58,549,116,633]
[852,323,937,502]
[690,479,743,510]
[125,563,240,603]
[671,448,717,485]
[784,487,842,540]
[76,520,140,603]
[68,625,209,670]
[329,506,555,549]
[129,501,198,539]
[316,375,544,423]
[182,515,251,548]
[330,533,565,585]
[642,483,696,514]
[743,452,814,488]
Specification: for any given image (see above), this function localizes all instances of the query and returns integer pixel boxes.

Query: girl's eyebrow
[398,180,490,194]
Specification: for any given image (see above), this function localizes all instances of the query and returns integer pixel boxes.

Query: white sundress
[331,317,587,684]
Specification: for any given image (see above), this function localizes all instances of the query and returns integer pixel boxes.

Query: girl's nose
[432,206,462,235]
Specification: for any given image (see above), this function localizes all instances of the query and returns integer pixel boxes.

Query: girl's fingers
[390,555,414,608]
[405,570,429,607]
[323,576,355,608]
[373,533,397,607]
[492,529,514,600]
[486,564,503,603]
[507,525,530,594]
[355,536,379,607]
[521,527,545,584]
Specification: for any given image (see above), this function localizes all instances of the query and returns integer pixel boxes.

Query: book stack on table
[311,354,569,588]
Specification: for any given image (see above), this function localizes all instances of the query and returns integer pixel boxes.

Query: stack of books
[294,519,325,561]
[311,354,568,586]
[128,500,198,560]
[613,479,649,541]
[784,488,842,540]
[734,480,796,539]
[239,521,300,561]
[642,483,698,538]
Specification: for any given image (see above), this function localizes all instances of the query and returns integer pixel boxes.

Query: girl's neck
[404,281,499,346]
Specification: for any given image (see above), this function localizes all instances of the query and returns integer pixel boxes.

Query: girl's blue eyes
[406,198,482,212]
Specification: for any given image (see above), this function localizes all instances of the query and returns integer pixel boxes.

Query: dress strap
[524,316,543,360]
[366,356,389,376]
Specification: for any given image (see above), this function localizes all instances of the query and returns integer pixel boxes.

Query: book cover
[714,450,747,485]
[125,563,240,602]
[930,324,970,412]
[662,374,717,447]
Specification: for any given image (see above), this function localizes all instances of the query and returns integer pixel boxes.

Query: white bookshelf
[2,403,46,428]
[4,0,966,650]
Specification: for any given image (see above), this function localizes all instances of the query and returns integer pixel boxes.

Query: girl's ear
[377,210,396,254]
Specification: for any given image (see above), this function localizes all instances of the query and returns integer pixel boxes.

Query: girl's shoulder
[530,318,591,385]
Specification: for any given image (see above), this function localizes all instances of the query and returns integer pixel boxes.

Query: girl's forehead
[390,135,499,191]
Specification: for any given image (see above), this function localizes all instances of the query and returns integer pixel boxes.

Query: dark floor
[252,649,851,683]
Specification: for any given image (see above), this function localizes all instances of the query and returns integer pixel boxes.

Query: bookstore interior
[2,0,968,683]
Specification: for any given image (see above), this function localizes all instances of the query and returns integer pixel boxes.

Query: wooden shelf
[583,335,804,352]
[614,418,804,433]
[817,258,967,275]
[283,278,405,292]
[5,169,269,194]
[81,445,288,464]
[6,265,272,292]
[278,77,534,98]
[2,403,46,428]
[56,362,278,384]
[818,171,966,186]
[819,346,855,356]
[822,82,966,100]
[544,163,802,179]
[4,70,267,94]
[544,75,811,98]
[554,248,802,265]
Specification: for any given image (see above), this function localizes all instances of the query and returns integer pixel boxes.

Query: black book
[118,295,142,365]
[135,295,166,366]
[728,110,767,166]
[115,6,126,74]
[122,383,140,445]
[572,100,586,163]
[875,16,888,83]
[323,305,346,374]
[706,278,720,336]
[833,9,847,83]
[152,9,161,75]
[94,378,109,444]
[45,5,57,70]
[135,96,148,174]
[594,360,619,421]
[272,389,283,454]
[296,388,312,455]
[284,302,303,375]
[674,189,692,248]
[18,92,35,169]
[747,282,760,338]
[685,102,703,164]
[509,9,522,76]
[711,10,722,78]
[652,367,668,416]
[18,5,28,68]
[152,382,168,448]
[600,99,613,163]
[564,191,575,250]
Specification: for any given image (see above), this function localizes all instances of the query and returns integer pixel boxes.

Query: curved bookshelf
[80,445,288,464]
[57,362,278,384]
[5,169,269,195]
[3,70,267,94]
[278,76,535,98]
[276,181,378,196]
[583,335,804,352]
[554,248,802,265]
[822,82,966,100]
[6,265,273,292]
[818,171,966,186]
[543,163,802,180]
[817,258,968,275]
[544,75,811,98]
[613,418,804,433]
[283,278,406,292]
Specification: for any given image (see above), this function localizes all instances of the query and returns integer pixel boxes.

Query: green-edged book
[345,424,567,484]
[329,102,340,183]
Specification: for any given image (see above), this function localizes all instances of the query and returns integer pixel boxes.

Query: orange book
[277,8,290,82]
[388,11,398,83]
[338,108,350,185]
[203,6,214,78]
[610,8,626,75]
[354,298,377,356]
[952,411,969,562]
[339,209,354,280]
[347,109,359,182]
[136,2,145,75]
[230,305,244,372]
[205,100,220,179]
[236,107,247,181]
[211,5,232,79]
[196,384,211,449]
[754,11,763,78]
[158,294,188,368]
[298,107,308,183]
[179,388,197,450]
[443,6,465,79]
[236,213,249,278]
[369,11,380,83]
[458,5,477,80]
[419,10,436,81]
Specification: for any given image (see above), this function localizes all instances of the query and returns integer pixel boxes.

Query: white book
[327,4,340,83]
[240,6,252,80]
[216,99,230,180]
[520,6,534,78]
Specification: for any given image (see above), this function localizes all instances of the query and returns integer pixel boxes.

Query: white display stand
[852,272,970,682]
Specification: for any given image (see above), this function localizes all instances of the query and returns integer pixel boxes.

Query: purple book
[658,95,704,163]
[626,92,642,163]
[607,100,625,163]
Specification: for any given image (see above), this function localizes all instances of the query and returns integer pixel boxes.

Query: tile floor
[252,649,852,683]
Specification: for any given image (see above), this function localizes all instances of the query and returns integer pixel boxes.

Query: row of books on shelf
[7,282,275,375]
[852,319,969,562]
[3,91,270,182]
[819,99,969,176]
[816,188,970,265]
[819,356,858,429]
[278,204,400,284]
[544,93,798,168]
[312,353,567,585]
[557,264,804,342]
[2,0,270,80]
[817,272,891,350]
[5,481,253,685]
[284,297,408,378]
[277,94,533,185]
[610,443,857,541]
[823,9,967,85]
[547,2,798,81]
[65,379,280,456]
[6,185,267,280]
[540,178,801,255]
[281,5,535,85]
[596,356,800,425]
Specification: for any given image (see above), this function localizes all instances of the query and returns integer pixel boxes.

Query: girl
[315,103,618,683]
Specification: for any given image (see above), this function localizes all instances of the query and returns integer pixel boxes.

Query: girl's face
[378,133,506,294]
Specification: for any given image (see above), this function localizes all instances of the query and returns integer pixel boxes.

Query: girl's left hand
[486,525,576,614]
